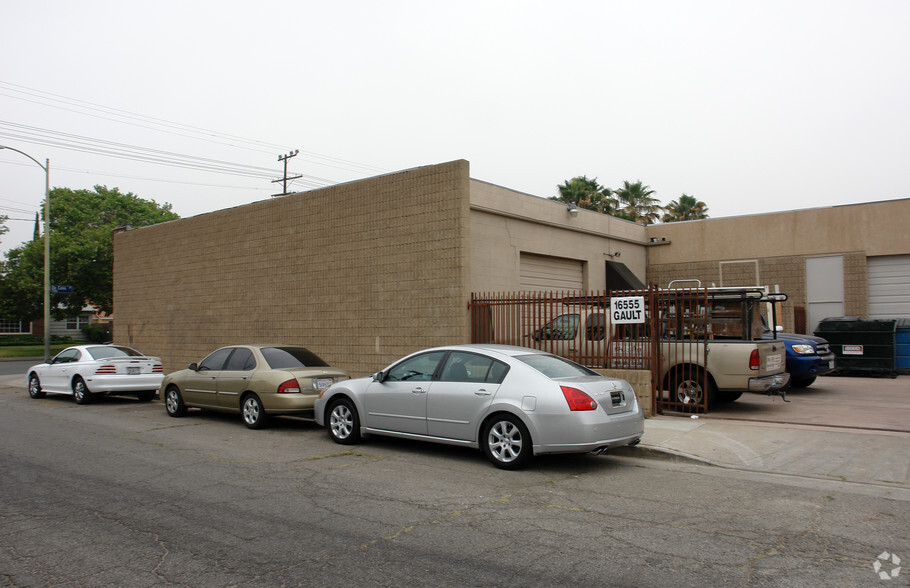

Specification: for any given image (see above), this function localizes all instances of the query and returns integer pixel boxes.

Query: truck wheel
[671,369,715,408]
[715,391,743,403]
[790,377,816,389]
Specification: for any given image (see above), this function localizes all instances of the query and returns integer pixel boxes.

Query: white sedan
[27,345,164,404]
[314,344,644,469]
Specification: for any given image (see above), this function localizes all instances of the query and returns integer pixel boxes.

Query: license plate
[766,355,782,370]
[313,378,334,390]
[828,360,835,369]
[127,367,140,375]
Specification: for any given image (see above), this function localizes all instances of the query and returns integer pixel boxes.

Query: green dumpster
[814,317,897,375]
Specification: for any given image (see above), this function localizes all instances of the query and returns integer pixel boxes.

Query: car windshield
[260,347,329,369]
[515,353,598,379]
[86,346,144,360]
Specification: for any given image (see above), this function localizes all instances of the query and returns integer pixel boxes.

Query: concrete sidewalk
[626,416,910,489]
[623,374,910,490]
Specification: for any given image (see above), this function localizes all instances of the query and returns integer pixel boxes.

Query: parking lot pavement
[3,371,907,490]
[703,373,910,433]
[625,375,910,490]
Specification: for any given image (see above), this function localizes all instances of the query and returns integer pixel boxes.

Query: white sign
[843,345,864,355]
[610,296,646,324]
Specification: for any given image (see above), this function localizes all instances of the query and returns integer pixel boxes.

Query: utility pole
[0,145,51,361]
[271,150,302,196]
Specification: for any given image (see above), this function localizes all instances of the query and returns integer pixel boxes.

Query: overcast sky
[2,0,909,255]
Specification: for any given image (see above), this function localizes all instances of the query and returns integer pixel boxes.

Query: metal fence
[469,286,711,414]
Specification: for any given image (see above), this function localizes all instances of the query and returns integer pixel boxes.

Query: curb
[611,444,717,466]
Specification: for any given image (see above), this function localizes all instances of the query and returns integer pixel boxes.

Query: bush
[82,323,111,343]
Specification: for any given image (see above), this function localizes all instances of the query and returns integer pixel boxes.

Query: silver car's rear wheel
[28,374,45,399]
[241,394,268,429]
[327,398,361,445]
[482,414,531,470]
[73,377,93,405]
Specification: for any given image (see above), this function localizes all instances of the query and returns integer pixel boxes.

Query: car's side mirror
[775,325,783,332]
[372,371,386,383]
[188,363,198,371]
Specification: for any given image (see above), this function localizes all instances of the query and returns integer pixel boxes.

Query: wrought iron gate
[469,286,711,414]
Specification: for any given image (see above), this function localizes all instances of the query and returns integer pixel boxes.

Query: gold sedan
[162,345,349,429]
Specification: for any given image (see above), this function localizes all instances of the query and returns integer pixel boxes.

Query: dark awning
[605,260,646,291]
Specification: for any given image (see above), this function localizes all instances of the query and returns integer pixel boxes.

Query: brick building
[113,159,910,375]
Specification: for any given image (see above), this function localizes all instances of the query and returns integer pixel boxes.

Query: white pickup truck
[516,288,790,407]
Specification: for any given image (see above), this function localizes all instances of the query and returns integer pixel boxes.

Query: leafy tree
[550,176,617,214]
[0,239,43,319]
[0,185,178,320]
[0,213,8,243]
[662,194,709,222]
[612,180,662,225]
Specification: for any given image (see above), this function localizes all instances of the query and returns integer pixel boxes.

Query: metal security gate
[469,286,711,414]
[652,288,711,414]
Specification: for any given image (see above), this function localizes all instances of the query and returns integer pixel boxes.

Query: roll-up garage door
[519,253,584,292]
[868,255,910,319]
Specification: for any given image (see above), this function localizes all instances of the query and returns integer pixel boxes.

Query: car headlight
[791,344,815,355]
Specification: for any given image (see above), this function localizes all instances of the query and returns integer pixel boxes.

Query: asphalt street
[1,380,907,587]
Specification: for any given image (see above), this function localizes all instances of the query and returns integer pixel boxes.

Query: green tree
[662,194,709,222]
[0,213,8,243]
[612,180,662,225]
[0,185,179,320]
[550,176,617,214]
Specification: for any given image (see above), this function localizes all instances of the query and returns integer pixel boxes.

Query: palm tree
[550,176,617,214]
[612,180,661,225]
[662,194,709,222]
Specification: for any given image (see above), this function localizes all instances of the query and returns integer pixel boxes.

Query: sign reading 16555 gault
[610,296,646,324]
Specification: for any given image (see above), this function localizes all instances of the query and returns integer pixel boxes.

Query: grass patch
[0,344,70,359]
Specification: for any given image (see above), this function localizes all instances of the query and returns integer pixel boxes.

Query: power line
[0,121,280,176]
[0,81,390,176]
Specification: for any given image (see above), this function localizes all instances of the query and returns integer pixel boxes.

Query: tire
[241,394,268,429]
[790,376,816,389]
[326,398,361,445]
[715,391,743,403]
[137,390,156,402]
[671,368,715,408]
[481,414,532,470]
[164,386,187,417]
[73,377,93,405]
[28,374,45,399]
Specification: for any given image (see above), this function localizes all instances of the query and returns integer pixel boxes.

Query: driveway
[702,374,910,433]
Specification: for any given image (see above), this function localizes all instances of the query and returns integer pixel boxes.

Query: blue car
[762,329,836,388]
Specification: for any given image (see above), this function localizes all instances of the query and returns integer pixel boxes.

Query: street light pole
[0,145,51,361]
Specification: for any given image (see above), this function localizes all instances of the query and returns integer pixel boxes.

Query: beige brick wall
[113,160,471,376]
[469,180,649,292]
[646,252,868,332]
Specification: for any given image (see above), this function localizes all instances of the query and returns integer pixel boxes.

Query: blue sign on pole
[50,285,74,294]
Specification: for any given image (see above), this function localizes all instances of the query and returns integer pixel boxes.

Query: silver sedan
[314,344,644,469]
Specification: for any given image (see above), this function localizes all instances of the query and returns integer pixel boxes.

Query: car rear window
[86,346,144,360]
[260,347,329,369]
[515,353,598,379]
